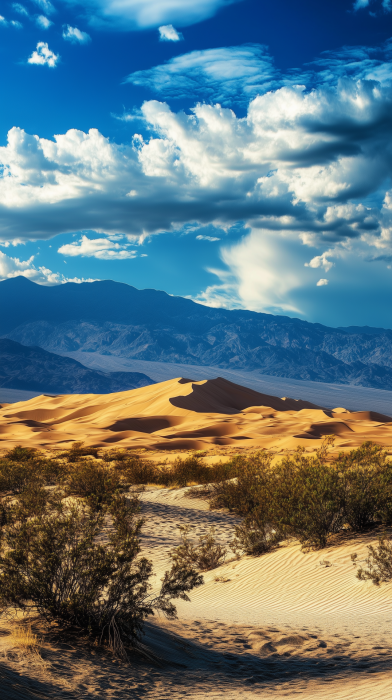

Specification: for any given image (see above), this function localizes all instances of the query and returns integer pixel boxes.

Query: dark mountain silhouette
[0,338,153,394]
[1,276,392,390]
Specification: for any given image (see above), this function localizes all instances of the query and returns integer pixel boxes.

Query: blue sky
[2,0,392,327]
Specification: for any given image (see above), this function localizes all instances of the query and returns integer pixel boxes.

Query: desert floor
[1,377,392,698]
[2,483,392,700]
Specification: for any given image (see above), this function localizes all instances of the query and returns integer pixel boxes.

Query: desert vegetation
[0,444,204,661]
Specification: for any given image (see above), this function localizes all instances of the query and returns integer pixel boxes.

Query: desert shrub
[170,525,227,571]
[0,446,67,493]
[112,453,160,486]
[356,536,392,585]
[0,493,203,658]
[232,511,282,556]
[336,443,392,530]
[208,451,272,514]
[62,442,100,463]
[65,459,123,510]
[270,445,344,550]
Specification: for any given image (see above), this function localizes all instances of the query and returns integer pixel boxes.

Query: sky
[2,0,392,328]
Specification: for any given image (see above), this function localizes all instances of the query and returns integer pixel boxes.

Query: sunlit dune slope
[0,376,392,452]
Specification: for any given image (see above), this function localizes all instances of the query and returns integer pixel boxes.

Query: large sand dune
[1,376,392,454]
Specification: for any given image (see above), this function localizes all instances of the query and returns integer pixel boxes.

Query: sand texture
[2,484,392,699]
[1,376,392,698]
[1,376,392,455]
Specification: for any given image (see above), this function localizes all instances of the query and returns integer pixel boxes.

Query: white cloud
[353,0,370,9]
[0,15,7,23]
[58,234,136,259]
[317,278,329,286]
[0,250,95,285]
[305,252,334,272]
[36,14,52,28]
[196,235,219,241]
[10,20,22,27]
[28,42,59,67]
[62,25,91,43]
[12,3,28,15]
[31,0,55,14]
[158,24,183,41]
[126,45,277,104]
[56,0,240,30]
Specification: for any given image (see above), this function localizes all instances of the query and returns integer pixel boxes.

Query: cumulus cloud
[10,20,22,27]
[56,0,240,30]
[36,14,52,28]
[0,250,95,285]
[305,252,334,272]
[353,0,370,9]
[62,25,91,43]
[158,24,183,41]
[28,42,59,67]
[126,45,277,104]
[58,235,136,259]
[317,278,329,286]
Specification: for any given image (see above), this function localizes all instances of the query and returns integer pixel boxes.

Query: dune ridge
[0,376,392,454]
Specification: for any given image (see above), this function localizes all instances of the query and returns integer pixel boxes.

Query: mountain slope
[1,277,392,390]
[0,339,154,394]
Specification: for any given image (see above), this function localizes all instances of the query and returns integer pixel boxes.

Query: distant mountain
[1,276,392,391]
[0,339,154,394]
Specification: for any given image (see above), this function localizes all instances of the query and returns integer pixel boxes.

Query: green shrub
[65,459,123,510]
[356,536,392,585]
[0,493,203,658]
[270,446,344,550]
[170,525,227,571]
[62,442,100,463]
[232,511,282,556]
[336,443,392,530]
[112,453,159,486]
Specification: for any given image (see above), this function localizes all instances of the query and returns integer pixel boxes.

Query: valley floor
[2,485,392,700]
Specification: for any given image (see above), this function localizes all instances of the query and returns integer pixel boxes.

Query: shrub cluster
[106,451,235,488]
[0,445,204,659]
[208,441,392,552]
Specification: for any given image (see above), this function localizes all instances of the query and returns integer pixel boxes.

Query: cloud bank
[3,41,392,313]
[57,0,240,30]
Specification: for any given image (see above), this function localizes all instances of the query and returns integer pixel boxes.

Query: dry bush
[336,442,392,530]
[356,536,392,585]
[62,442,100,463]
[0,445,67,493]
[170,525,227,571]
[112,453,160,486]
[0,493,203,659]
[65,459,123,510]
[232,512,282,556]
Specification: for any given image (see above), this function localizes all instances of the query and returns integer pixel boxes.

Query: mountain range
[0,338,153,395]
[1,276,392,391]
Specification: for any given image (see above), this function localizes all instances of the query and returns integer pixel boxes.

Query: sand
[1,376,392,698]
[1,376,392,455]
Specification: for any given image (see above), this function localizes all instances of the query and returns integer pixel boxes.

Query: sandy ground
[1,484,392,699]
[1,376,392,456]
[1,377,392,698]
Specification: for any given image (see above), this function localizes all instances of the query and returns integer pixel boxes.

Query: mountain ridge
[1,277,392,390]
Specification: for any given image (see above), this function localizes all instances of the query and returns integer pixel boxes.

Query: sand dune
[1,376,392,455]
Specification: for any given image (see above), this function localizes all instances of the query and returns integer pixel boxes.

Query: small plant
[356,536,392,585]
[232,511,282,556]
[170,525,228,571]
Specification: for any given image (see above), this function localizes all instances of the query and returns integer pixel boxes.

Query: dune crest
[0,376,391,453]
